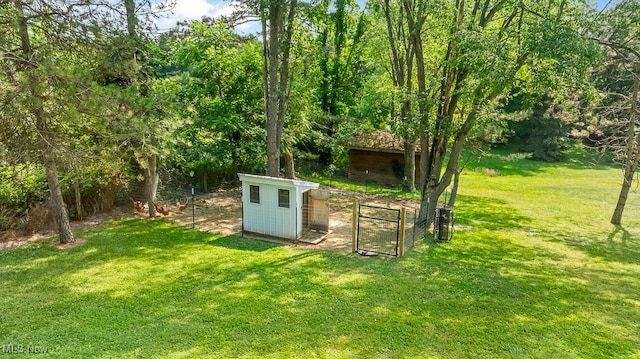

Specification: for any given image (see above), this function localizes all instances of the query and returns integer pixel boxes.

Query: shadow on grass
[404,231,640,352]
[454,193,532,232]
[468,145,617,177]
[88,218,304,254]
[608,225,632,245]
[572,225,639,266]
[1,219,639,358]
[535,223,640,267]
[204,234,282,253]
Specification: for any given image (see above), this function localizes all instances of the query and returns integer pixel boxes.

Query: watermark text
[2,344,48,355]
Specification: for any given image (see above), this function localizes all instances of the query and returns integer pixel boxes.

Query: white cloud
[212,1,239,17]
[156,0,240,31]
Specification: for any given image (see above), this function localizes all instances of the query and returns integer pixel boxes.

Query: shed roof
[237,173,319,191]
[346,130,420,153]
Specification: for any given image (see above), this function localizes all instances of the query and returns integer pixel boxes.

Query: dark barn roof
[346,130,419,153]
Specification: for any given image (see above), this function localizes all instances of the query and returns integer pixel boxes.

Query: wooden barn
[238,174,329,240]
[347,130,421,186]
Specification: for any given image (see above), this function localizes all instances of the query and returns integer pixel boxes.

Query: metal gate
[356,204,401,256]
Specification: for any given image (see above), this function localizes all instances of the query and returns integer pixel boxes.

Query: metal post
[398,207,406,257]
[295,204,299,244]
[412,208,417,245]
[365,169,369,194]
[191,187,195,229]
[351,199,358,253]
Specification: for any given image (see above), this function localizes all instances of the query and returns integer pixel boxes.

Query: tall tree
[171,21,265,184]
[387,0,598,225]
[307,0,368,166]
[14,1,74,241]
[611,61,640,224]
[316,0,366,116]
[260,0,299,177]
[126,0,156,216]
[0,1,101,243]
[93,0,176,216]
[379,0,426,191]
[592,0,640,225]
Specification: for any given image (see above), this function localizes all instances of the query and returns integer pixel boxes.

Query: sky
[155,0,247,32]
[155,0,620,33]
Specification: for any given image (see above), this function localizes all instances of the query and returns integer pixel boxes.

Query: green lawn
[1,146,640,358]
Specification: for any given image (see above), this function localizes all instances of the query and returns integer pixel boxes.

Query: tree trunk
[611,62,640,225]
[447,168,462,209]
[124,0,137,37]
[266,96,280,178]
[611,160,637,225]
[74,179,83,220]
[44,155,74,243]
[418,111,475,227]
[419,136,429,194]
[145,154,158,217]
[260,3,274,177]
[384,0,417,193]
[403,138,416,192]
[262,0,297,178]
[417,182,439,231]
[283,152,296,179]
[265,0,282,177]
[14,0,73,244]
[415,1,469,228]
[277,0,297,149]
[203,169,208,193]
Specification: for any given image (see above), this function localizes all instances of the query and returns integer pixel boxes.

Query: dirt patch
[1,185,421,253]
[169,187,244,236]
[1,230,55,250]
[52,238,88,250]
[0,208,129,250]
[169,185,420,253]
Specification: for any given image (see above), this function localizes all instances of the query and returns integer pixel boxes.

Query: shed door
[306,189,329,232]
[302,191,310,228]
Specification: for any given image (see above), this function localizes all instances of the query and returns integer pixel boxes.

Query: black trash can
[434,207,453,241]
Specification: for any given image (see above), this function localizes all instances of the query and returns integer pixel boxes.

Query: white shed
[238,173,321,240]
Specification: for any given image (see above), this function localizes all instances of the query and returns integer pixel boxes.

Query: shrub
[508,95,575,162]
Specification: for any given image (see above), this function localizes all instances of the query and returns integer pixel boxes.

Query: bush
[0,165,49,231]
[507,95,575,162]
[0,162,129,231]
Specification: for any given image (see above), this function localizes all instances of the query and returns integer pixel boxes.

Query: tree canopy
[0,0,635,235]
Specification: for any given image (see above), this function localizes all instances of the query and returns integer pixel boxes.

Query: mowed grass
[1,146,640,358]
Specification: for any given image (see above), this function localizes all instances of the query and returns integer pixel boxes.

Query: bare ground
[1,186,420,253]
[0,208,130,250]
[169,186,420,253]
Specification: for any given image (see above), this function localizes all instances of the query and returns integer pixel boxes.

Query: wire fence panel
[404,209,415,252]
[405,208,429,251]
[403,208,428,253]
[357,204,401,256]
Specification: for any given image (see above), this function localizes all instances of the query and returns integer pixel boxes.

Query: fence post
[398,207,406,257]
[352,199,358,253]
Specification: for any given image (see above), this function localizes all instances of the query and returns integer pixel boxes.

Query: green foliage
[313,0,367,116]
[518,2,600,97]
[0,165,48,230]
[590,0,640,153]
[94,33,142,87]
[170,21,265,182]
[298,0,371,165]
[351,72,393,129]
[506,94,578,162]
[1,148,639,357]
[0,0,622,230]
[0,1,142,230]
